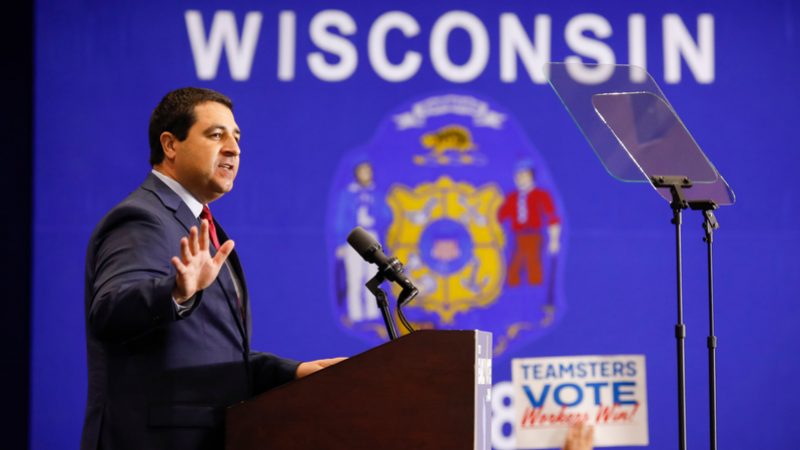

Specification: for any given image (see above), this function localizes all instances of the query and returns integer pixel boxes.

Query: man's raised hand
[171,219,234,303]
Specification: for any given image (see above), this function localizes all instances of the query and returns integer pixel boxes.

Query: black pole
[652,176,691,450]
[672,205,688,450]
[692,204,719,450]
[705,216,717,450]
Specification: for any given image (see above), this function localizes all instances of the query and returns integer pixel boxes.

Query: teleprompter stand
[547,63,735,450]
[648,177,722,450]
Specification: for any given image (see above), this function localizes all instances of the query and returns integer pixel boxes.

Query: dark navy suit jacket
[82,174,299,450]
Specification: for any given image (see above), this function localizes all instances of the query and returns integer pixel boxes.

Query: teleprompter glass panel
[546,62,734,206]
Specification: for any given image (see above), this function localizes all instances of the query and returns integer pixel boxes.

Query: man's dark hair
[148,87,233,166]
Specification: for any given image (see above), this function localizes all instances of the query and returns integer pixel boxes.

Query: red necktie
[200,205,221,250]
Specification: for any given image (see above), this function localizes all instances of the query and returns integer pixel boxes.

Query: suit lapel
[142,173,198,234]
[174,203,199,234]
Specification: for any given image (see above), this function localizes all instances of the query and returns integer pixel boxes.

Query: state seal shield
[385,176,505,324]
[325,93,568,356]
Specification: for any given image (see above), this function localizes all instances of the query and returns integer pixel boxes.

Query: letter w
[185,10,262,80]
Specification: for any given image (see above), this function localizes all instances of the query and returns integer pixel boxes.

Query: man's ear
[160,132,178,161]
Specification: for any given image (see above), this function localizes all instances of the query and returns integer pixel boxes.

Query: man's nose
[222,136,241,156]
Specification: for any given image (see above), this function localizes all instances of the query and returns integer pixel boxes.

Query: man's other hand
[296,357,348,378]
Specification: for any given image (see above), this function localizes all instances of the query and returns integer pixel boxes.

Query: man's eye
[210,133,222,139]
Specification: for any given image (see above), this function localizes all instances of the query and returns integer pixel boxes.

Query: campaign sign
[512,355,648,448]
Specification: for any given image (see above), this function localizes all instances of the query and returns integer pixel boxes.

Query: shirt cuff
[174,296,196,316]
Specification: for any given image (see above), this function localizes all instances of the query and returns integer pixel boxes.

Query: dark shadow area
[0,2,32,449]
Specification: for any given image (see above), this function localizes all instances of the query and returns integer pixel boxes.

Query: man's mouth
[219,163,235,171]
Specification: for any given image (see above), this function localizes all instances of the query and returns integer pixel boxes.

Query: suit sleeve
[248,351,301,394]
[87,205,190,343]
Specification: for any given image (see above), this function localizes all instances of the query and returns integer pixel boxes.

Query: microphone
[347,227,417,292]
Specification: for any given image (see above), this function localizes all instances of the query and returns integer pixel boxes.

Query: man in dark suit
[82,87,341,450]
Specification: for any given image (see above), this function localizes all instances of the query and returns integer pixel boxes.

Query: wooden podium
[226,330,492,450]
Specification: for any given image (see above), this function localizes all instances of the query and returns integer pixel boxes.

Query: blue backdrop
[32,1,800,449]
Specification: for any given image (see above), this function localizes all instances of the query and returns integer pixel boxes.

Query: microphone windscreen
[347,227,380,261]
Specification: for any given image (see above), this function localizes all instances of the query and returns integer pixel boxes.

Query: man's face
[355,162,373,186]
[171,101,241,204]
[514,168,535,191]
